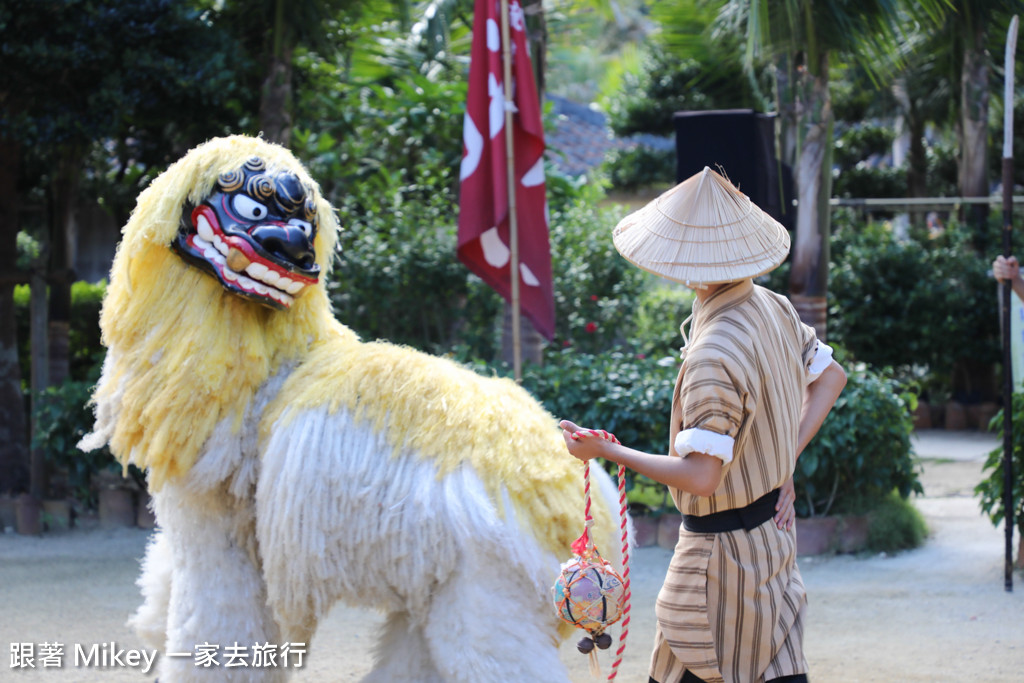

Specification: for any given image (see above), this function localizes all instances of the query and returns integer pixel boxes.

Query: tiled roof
[544,95,673,178]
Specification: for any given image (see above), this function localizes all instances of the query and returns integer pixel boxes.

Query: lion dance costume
[81,136,618,682]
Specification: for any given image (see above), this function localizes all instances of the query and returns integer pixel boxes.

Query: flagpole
[1002,14,1018,593]
[500,0,522,382]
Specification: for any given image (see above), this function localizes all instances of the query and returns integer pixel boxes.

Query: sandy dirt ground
[1,431,1022,682]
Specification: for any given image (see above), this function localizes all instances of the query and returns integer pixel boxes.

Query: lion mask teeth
[189,230,302,307]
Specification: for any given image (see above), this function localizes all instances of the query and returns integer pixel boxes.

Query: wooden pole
[1001,14,1018,593]
[500,0,522,381]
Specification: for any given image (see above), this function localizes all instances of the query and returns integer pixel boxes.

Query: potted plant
[32,378,146,528]
[975,395,1024,569]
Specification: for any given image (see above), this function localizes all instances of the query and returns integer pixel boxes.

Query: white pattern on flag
[456,0,554,339]
[521,157,545,187]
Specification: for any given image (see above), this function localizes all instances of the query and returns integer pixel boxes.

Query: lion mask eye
[233,194,269,221]
[288,218,314,239]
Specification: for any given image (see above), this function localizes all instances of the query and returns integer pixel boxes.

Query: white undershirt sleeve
[806,341,834,384]
[674,428,735,464]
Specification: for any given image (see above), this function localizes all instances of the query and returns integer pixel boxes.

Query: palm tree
[889,32,957,201]
[656,1,946,338]
[218,0,388,145]
[943,2,1023,232]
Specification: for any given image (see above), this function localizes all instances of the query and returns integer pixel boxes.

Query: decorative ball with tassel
[551,427,631,680]
[552,550,625,651]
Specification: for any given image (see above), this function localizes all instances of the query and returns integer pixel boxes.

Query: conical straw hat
[612,166,790,286]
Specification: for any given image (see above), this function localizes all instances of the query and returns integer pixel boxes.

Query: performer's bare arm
[559,420,723,498]
[796,360,847,458]
[561,362,845,521]
[774,359,848,530]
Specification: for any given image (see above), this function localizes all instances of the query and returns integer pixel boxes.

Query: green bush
[832,163,907,201]
[601,145,676,192]
[827,216,1000,401]
[833,124,896,168]
[292,65,503,357]
[293,58,658,361]
[925,136,959,197]
[795,353,923,518]
[68,281,105,377]
[866,490,929,553]
[975,393,1024,542]
[14,280,107,383]
[328,193,502,358]
[520,349,678,455]
[546,194,650,356]
[293,72,467,212]
[627,285,694,359]
[322,148,653,359]
[31,379,135,507]
[515,342,925,525]
[517,349,679,507]
[604,43,768,138]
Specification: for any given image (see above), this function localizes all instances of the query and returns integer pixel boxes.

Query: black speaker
[673,109,794,230]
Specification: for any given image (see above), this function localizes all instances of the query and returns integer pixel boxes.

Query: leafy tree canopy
[1,0,248,151]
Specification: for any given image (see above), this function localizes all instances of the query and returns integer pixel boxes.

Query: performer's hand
[559,420,607,462]
[993,255,1020,282]
[774,477,796,531]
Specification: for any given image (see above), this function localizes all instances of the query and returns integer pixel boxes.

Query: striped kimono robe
[650,278,829,683]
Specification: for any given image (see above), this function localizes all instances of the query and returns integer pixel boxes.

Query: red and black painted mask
[172,156,320,310]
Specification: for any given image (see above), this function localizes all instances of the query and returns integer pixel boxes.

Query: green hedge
[866,491,929,553]
[518,349,679,507]
[328,193,502,358]
[14,280,106,383]
[827,214,1002,401]
[795,350,922,517]
[519,350,678,455]
[601,145,676,193]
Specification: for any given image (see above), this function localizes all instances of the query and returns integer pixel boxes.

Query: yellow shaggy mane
[261,331,608,560]
[94,136,343,489]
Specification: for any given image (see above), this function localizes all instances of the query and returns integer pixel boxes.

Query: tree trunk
[893,78,928,200]
[773,55,799,169]
[523,0,547,97]
[773,54,800,234]
[788,51,832,341]
[0,137,29,495]
[907,118,928,199]
[259,0,293,146]
[47,148,79,387]
[29,269,48,500]
[501,302,544,369]
[260,56,293,146]
[960,33,990,242]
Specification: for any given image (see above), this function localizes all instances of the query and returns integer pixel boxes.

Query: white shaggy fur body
[108,361,620,682]
[80,136,625,682]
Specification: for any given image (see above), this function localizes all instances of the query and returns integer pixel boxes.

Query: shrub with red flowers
[545,189,648,355]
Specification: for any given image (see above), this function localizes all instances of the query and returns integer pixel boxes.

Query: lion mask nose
[250,224,316,270]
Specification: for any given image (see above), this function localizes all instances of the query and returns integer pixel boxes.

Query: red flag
[457,0,554,340]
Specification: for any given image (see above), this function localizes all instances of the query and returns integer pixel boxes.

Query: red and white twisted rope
[570,428,631,682]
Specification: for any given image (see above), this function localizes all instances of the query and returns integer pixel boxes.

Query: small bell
[595,632,613,650]
[576,637,595,654]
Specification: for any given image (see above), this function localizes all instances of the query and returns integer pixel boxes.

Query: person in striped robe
[560,168,847,683]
